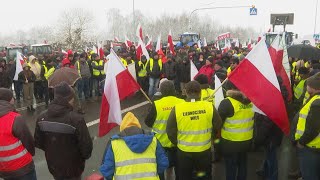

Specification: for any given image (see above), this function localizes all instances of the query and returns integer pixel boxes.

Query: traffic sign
[250,7,257,15]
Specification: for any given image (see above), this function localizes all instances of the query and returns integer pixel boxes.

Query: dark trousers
[42,81,54,105]
[138,76,148,93]
[224,152,247,180]
[263,144,278,180]
[297,147,320,180]
[4,169,37,180]
[177,148,212,180]
[92,76,104,96]
[159,147,179,180]
[13,80,22,100]
[34,81,43,99]
[77,77,90,99]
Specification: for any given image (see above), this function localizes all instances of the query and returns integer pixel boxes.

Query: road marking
[86,101,150,127]
[16,102,46,112]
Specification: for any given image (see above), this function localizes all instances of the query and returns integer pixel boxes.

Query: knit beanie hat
[54,82,74,101]
[0,88,13,102]
[195,74,209,85]
[120,112,141,132]
[307,72,320,90]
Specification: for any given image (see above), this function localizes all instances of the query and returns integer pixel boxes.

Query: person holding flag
[145,80,184,180]
[218,81,254,180]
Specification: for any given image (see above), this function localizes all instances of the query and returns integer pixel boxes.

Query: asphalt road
[5,93,298,180]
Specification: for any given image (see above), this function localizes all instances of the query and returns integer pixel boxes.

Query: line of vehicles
[0,44,53,61]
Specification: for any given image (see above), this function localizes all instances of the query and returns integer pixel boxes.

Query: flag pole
[211,77,228,97]
[140,88,152,103]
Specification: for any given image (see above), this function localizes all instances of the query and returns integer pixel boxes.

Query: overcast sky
[1,0,318,38]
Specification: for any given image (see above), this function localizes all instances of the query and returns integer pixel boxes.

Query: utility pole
[314,0,319,35]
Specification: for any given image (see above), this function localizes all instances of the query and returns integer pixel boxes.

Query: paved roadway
[7,93,298,180]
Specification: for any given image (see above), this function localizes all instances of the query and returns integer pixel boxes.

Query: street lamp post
[189,5,253,30]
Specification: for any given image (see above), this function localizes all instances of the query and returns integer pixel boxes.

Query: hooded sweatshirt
[0,100,35,179]
[218,90,253,154]
[100,126,169,180]
[29,61,42,80]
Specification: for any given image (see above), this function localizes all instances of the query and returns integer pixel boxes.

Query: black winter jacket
[218,90,253,154]
[34,97,93,178]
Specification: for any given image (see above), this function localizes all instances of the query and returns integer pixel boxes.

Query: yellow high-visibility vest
[111,136,160,180]
[43,65,55,80]
[175,101,213,152]
[295,95,320,149]
[149,58,162,71]
[221,97,254,141]
[138,61,148,77]
[294,79,306,100]
[153,96,185,148]
[201,88,215,103]
[303,91,310,105]
[92,60,105,76]
[227,67,232,76]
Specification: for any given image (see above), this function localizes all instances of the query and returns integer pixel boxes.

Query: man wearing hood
[34,82,93,180]
[18,63,36,112]
[100,112,169,180]
[218,81,254,180]
[0,88,36,180]
[28,55,43,100]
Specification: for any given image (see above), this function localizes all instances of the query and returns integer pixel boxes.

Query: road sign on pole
[250,7,257,15]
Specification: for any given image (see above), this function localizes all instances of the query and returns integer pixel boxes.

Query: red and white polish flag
[14,52,24,81]
[228,39,289,134]
[268,33,292,101]
[125,35,133,48]
[98,49,141,137]
[136,23,143,41]
[168,30,175,55]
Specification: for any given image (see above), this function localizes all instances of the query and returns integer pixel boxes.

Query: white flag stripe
[214,75,224,109]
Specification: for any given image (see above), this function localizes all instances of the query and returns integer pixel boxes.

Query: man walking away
[145,80,185,180]
[28,55,43,100]
[0,88,36,180]
[167,81,222,180]
[218,81,254,180]
[100,112,169,180]
[34,82,93,180]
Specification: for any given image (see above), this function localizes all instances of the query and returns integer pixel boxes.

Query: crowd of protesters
[1,41,320,180]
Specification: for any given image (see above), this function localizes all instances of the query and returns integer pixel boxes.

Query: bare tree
[57,8,95,49]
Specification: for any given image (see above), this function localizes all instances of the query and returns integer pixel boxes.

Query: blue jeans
[148,77,160,97]
[77,77,90,99]
[297,147,320,180]
[4,169,37,180]
[263,144,278,180]
[224,152,247,180]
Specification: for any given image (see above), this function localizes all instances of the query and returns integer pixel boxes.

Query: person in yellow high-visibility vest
[294,73,320,180]
[145,80,184,180]
[100,112,169,180]
[218,81,254,180]
[167,81,222,180]
[294,67,309,108]
[136,55,149,92]
[91,54,105,97]
[40,59,55,106]
[146,53,163,97]
[194,74,215,103]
